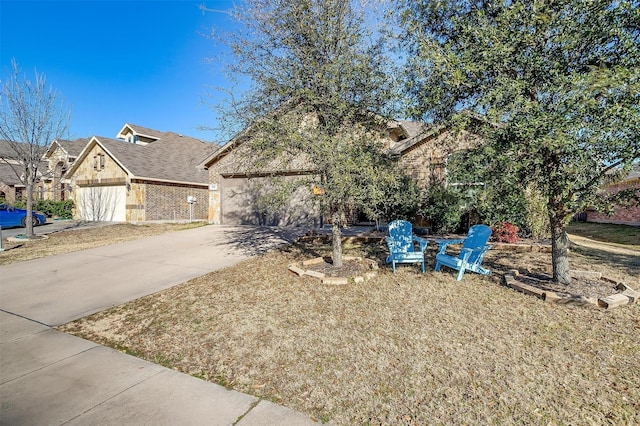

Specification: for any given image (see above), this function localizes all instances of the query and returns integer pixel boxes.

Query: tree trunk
[25,168,35,238]
[550,216,571,285]
[331,210,343,268]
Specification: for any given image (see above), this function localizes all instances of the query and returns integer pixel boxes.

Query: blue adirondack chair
[434,224,493,281]
[385,220,429,273]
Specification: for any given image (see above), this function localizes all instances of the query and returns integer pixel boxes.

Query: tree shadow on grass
[569,243,640,277]
[213,225,312,257]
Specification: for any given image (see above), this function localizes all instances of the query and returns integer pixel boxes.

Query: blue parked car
[0,203,47,228]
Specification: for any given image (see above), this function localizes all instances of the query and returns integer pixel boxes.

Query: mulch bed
[307,257,377,277]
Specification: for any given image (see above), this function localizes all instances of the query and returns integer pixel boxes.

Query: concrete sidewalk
[1,225,319,425]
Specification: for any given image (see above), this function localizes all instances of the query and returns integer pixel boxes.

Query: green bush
[420,184,462,233]
[524,186,550,239]
[12,198,26,209]
[364,174,420,223]
[446,147,550,239]
[37,199,74,219]
[11,198,74,219]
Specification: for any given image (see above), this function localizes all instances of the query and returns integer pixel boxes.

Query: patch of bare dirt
[516,271,619,300]
[307,258,377,277]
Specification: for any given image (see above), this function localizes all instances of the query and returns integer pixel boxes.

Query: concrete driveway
[0,225,319,425]
[0,224,305,326]
[0,219,114,239]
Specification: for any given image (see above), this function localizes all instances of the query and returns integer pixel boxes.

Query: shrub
[491,222,520,243]
[11,199,74,219]
[420,184,462,233]
[36,199,74,219]
[524,185,550,239]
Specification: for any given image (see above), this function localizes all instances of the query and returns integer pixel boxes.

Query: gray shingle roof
[0,140,26,160]
[397,120,427,139]
[94,132,218,184]
[389,124,441,156]
[0,163,22,186]
[0,139,51,162]
[56,138,89,157]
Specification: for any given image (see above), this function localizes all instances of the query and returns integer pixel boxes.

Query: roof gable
[116,123,166,145]
[44,138,88,159]
[67,127,217,185]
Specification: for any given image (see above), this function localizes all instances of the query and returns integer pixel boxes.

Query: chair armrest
[413,235,428,252]
[434,238,465,255]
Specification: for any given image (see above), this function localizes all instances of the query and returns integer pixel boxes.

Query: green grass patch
[567,222,640,248]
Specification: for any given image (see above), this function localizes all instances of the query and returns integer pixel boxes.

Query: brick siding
[586,179,640,226]
[144,182,208,221]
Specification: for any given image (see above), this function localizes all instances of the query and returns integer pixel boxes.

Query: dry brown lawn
[58,235,640,425]
[0,222,206,266]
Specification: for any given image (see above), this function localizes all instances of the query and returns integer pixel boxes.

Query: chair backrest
[388,220,414,253]
[460,224,492,264]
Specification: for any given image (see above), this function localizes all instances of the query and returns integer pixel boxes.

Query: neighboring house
[0,139,47,203]
[65,124,217,222]
[585,164,640,226]
[0,162,23,203]
[1,139,26,202]
[41,138,89,201]
[199,110,484,226]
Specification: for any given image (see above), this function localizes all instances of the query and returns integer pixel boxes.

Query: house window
[93,153,105,171]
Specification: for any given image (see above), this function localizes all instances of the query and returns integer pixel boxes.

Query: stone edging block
[504,271,637,309]
[289,257,379,286]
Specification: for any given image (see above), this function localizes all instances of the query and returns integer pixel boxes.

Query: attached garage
[75,185,126,222]
[67,128,215,223]
[219,176,320,226]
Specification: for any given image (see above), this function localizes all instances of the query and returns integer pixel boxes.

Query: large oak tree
[400,0,639,283]
[207,0,399,266]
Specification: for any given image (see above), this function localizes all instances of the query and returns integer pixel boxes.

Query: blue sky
[1,0,237,143]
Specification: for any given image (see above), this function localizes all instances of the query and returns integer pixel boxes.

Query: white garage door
[76,185,126,222]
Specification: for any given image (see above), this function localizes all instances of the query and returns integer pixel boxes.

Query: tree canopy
[209,0,400,266]
[400,0,640,283]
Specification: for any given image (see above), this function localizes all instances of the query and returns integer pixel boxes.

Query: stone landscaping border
[288,256,379,285]
[504,269,639,309]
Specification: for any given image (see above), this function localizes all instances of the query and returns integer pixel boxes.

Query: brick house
[585,164,640,226]
[199,110,484,226]
[0,141,23,202]
[65,124,217,222]
[388,120,484,189]
[41,138,89,201]
[0,139,49,203]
